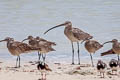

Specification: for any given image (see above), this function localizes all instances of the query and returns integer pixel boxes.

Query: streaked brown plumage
[101,49,115,56]
[0,37,41,68]
[22,36,56,63]
[83,40,103,67]
[36,36,56,46]
[103,39,120,61]
[44,21,93,64]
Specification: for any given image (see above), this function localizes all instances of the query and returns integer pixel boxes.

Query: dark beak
[0,39,6,42]
[103,41,113,45]
[22,38,28,42]
[44,23,66,34]
[81,39,86,44]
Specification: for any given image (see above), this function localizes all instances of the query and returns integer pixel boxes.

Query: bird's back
[85,40,102,53]
[101,49,115,56]
[7,41,41,56]
[72,28,92,41]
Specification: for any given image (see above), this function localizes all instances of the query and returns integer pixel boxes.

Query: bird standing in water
[44,21,93,65]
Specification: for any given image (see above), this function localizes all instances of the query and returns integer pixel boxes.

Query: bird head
[103,39,118,45]
[22,35,34,42]
[0,37,14,42]
[36,36,40,41]
[44,21,72,34]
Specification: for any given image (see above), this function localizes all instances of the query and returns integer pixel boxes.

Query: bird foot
[71,63,75,65]
[78,63,80,65]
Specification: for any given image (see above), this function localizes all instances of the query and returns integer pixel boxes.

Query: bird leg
[41,73,43,80]
[90,53,94,67]
[42,54,46,64]
[103,73,104,78]
[77,42,80,65]
[16,56,19,68]
[44,73,46,80]
[18,56,20,68]
[38,51,41,61]
[71,42,75,65]
[118,54,120,61]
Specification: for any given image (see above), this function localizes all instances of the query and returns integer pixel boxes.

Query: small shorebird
[82,39,103,67]
[103,39,120,61]
[0,37,41,68]
[101,49,115,56]
[109,59,119,75]
[22,36,56,63]
[37,61,52,80]
[44,21,93,65]
[97,60,107,78]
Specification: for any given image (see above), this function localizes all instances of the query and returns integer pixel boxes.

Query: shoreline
[0,59,120,80]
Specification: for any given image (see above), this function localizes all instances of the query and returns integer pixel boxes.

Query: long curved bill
[81,39,86,44]
[0,39,6,42]
[44,23,66,34]
[103,41,112,45]
[22,38,28,42]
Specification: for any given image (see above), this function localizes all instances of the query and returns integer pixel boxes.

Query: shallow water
[0,0,120,63]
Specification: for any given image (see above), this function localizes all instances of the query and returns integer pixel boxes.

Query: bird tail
[45,64,52,71]
[49,42,56,46]
[101,49,115,56]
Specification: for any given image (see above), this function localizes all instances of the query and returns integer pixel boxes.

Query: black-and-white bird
[37,61,52,80]
[97,60,107,78]
[109,59,118,75]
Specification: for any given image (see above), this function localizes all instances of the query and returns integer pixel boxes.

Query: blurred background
[0,0,120,63]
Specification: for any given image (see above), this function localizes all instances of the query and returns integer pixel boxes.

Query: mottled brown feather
[101,49,115,56]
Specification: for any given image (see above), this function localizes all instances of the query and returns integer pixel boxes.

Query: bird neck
[7,40,13,48]
[113,41,119,46]
[65,25,72,31]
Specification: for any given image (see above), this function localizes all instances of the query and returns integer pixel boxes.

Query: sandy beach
[0,0,120,80]
[0,59,120,80]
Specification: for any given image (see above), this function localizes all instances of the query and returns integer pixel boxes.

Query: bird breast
[85,40,101,53]
[113,43,120,54]
[64,27,79,42]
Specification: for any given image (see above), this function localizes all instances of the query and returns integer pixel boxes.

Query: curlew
[82,39,103,67]
[0,37,41,68]
[22,36,56,63]
[22,36,41,60]
[44,21,93,65]
[109,59,119,75]
[97,60,107,78]
[37,61,52,80]
[35,36,56,62]
[103,39,120,61]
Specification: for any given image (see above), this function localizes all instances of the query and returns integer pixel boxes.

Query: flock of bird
[0,21,120,79]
